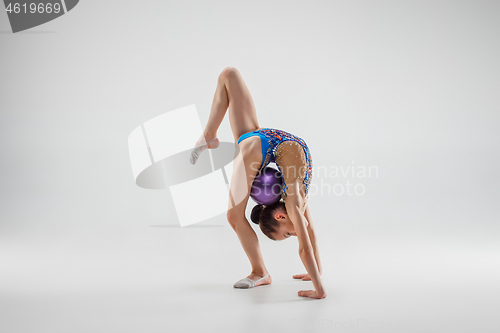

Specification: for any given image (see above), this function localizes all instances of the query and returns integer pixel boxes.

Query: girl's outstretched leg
[190,67,260,164]
[189,71,227,164]
[227,142,271,288]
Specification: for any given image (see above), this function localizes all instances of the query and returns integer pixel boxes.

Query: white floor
[1,217,499,333]
[1,1,500,332]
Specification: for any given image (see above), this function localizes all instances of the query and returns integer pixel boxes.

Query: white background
[1,1,499,332]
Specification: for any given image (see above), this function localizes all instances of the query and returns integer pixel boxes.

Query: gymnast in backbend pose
[190,67,326,299]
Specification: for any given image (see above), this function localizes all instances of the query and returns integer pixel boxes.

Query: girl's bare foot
[189,133,220,165]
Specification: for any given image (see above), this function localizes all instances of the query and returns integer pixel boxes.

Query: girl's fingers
[298,290,315,298]
[302,276,311,281]
[293,274,307,279]
[298,290,327,299]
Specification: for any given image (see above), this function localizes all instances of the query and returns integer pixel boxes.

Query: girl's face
[272,210,308,240]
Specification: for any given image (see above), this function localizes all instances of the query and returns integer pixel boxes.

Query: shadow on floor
[188,280,313,303]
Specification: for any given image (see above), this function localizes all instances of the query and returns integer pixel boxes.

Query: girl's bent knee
[226,211,239,228]
[220,66,239,81]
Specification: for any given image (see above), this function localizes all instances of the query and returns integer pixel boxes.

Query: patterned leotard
[237,128,313,201]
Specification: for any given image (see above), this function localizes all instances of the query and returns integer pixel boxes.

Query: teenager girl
[190,67,326,299]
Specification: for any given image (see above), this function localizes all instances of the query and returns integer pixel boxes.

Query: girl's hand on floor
[293,272,322,281]
[298,290,327,299]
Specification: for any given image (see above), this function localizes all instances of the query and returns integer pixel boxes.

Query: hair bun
[250,204,264,224]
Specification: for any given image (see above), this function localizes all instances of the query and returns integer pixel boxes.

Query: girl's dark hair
[250,200,286,240]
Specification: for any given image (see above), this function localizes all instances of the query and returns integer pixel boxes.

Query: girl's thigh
[222,68,260,141]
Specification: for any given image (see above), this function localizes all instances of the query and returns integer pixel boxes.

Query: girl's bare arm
[305,205,322,274]
[293,206,322,280]
[285,191,326,299]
